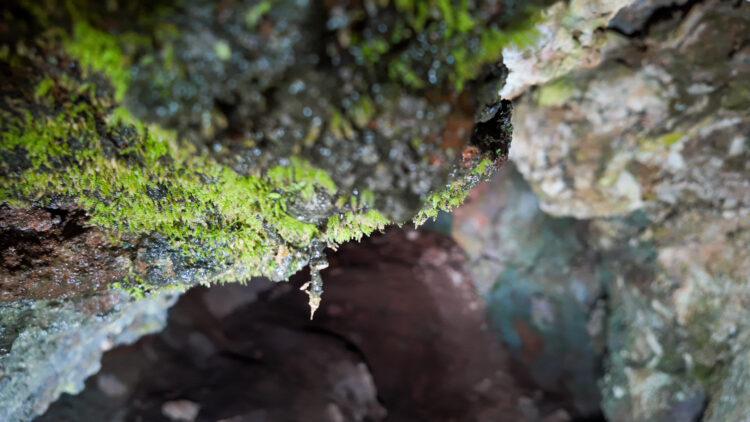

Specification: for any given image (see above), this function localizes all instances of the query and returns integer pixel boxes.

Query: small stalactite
[301,242,328,319]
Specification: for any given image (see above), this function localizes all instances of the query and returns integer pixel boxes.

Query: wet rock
[0,291,176,422]
[0,205,128,301]
[596,206,749,422]
[703,349,750,422]
[609,0,693,36]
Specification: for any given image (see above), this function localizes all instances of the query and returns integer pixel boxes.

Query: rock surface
[455,0,750,421]
[0,292,176,422]
[500,0,635,99]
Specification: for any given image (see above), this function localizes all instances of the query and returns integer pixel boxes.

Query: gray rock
[0,292,176,422]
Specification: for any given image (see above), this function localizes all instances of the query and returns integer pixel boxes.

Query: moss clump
[344,0,548,92]
[0,96,381,282]
[64,21,131,101]
[325,210,389,244]
[267,156,338,199]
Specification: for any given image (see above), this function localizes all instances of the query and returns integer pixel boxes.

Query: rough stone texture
[455,0,749,420]
[500,0,635,99]
[511,0,750,219]
[703,349,750,422]
[0,204,130,301]
[0,292,176,422]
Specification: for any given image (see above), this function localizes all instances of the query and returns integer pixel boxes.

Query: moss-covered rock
[1,0,520,304]
[0,0,538,419]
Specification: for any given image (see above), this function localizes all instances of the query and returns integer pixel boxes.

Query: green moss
[1,0,507,300]
[328,109,356,140]
[472,157,493,175]
[367,0,546,91]
[34,76,55,100]
[389,60,426,90]
[110,280,147,300]
[1,109,84,168]
[111,277,186,300]
[64,21,131,101]
[451,11,542,91]
[0,0,405,292]
[415,180,471,224]
[267,156,338,199]
[360,189,375,208]
[392,0,473,36]
[0,106,249,274]
[1,86,396,288]
[415,157,495,225]
[324,209,389,244]
[358,37,390,65]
